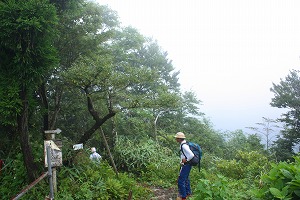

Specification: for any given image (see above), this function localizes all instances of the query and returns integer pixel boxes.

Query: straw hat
[174,132,186,139]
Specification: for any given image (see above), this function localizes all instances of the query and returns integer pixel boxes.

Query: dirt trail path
[150,187,178,200]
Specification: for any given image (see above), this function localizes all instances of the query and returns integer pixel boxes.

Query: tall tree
[223,130,265,159]
[246,117,280,151]
[270,69,300,160]
[0,0,58,181]
[61,27,181,145]
[38,1,119,134]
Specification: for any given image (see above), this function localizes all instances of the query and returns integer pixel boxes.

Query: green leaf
[274,179,284,190]
[281,169,294,179]
[289,179,300,187]
[294,190,300,197]
[282,186,289,197]
[269,187,285,199]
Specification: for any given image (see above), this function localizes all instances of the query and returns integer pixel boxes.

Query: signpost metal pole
[46,145,54,199]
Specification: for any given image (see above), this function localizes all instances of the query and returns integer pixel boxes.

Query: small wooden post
[100,127,119,177]
[127,190,132,200]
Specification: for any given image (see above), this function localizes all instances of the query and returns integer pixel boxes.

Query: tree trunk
[38,84,63,134]
[38,83,49,132]
[77,93,116,144]
[78,112,116,144]
[111,116,117,148]
[17,87,38,182]
[49,86,62,130]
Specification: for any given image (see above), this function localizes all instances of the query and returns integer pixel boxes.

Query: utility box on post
[44,129,62,167]
[44,140,62,167]
[44,128,62,194]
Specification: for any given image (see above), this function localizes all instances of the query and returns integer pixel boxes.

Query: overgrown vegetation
[253,156,300,200]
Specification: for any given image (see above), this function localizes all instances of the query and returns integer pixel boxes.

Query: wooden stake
[100,127,119,177]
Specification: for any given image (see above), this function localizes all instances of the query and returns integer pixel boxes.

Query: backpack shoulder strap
[180,142,189,159]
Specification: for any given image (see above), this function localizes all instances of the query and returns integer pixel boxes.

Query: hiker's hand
[182,158,187,163]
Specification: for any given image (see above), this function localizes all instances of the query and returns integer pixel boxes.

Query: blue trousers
[178,164,192,198]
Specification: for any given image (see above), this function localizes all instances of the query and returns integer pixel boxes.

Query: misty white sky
[97,0,300,133]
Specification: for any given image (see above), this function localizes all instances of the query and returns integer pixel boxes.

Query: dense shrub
[215,150,270,180]
[141,155,178,187]
[0,139,46,199]
[191,169,250,200]
[1,149,150,200]
[0,152,38,199]
[253,155,300,200]
[55,151,151,200]
[4,136,299,200]
[187,151,270,200]
[113,136,175,175]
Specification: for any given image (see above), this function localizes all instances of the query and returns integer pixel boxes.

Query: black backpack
[180,142,203,171]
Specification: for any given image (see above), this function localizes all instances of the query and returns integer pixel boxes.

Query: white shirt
[180,140,194,162]
[90,152,101,161]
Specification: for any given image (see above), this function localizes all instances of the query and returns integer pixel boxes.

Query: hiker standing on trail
[90,147,101,162]
[175,132,194,200]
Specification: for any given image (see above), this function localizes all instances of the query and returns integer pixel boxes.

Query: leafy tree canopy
[270,69,300,160]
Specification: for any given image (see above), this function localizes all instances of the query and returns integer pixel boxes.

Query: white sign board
[44,128,62,134]
[73,143,83,150]
[44,140,62,167]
